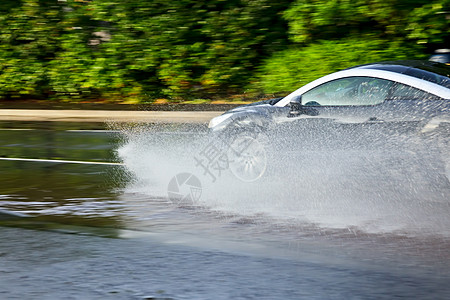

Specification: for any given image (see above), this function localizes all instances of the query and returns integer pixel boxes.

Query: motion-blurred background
[0,0,448,103]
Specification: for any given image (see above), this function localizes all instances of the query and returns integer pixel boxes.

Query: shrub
[256,37,426,94]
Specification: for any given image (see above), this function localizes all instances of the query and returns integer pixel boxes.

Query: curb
[0,109,224,123]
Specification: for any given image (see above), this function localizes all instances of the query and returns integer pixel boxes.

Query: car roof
[275,60,450,107]
[350,60,450,84]
[353,60,448,74]
[351,60,450,88]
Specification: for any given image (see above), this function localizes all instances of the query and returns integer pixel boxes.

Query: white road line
[66,130,120,133]
[0,128,36,131]
[0,157,124,166]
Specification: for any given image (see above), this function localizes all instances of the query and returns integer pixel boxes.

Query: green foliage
[257,37,426,94]
[0,0,62,99]
[283,0,444,44]
[406,0,450,45]
[92,0,291,99]
[256,0,448,94]
[0,0,290,101]
[0,0,448,102]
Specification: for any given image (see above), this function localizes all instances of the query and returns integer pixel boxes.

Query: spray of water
[115,122,450,237]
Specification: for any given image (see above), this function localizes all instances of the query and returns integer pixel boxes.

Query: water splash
[116,123,450,237]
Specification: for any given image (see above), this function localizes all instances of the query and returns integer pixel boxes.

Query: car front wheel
[227,134,268,182]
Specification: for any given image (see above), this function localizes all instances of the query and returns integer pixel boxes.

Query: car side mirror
[288,95,302,118]
[288,95,319,118]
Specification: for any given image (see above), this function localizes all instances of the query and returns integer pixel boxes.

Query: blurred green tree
[0,0,447,101]
[0,0,62,99]
[283,0,448,47]
[88,0,291,100]
[257,37,425,94]
[406,0,450,46]
[256,0,448,94]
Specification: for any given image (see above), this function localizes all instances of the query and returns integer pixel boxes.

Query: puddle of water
[1,122,450,299]
[0,124,124,230]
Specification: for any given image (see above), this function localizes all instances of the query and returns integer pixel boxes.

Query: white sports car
[209,61,450,182]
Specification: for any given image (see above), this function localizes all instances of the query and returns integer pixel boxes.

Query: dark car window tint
[302,77,393,106]
[359,62,450,88]
[388,83,442,100]
[403,68,450,89]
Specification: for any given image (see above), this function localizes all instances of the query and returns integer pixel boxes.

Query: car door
[272,76,443,162]
[264,76,447,189]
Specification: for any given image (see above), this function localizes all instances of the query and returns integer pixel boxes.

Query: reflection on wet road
[1,122,449,299]
[0,123,123,229]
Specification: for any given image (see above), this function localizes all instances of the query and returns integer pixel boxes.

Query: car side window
[301,77,393,106]
[387,83,442,100]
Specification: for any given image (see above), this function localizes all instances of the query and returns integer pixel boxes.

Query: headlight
[208,113,233,129]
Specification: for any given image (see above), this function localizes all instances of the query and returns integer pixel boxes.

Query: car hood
[226,97,284,113]
[209,98,285,130]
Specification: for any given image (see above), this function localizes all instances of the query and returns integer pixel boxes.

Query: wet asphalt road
[1,226,450,300]
[1,122,450,299]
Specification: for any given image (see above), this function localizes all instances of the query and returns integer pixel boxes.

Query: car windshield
[302,77,393,106]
